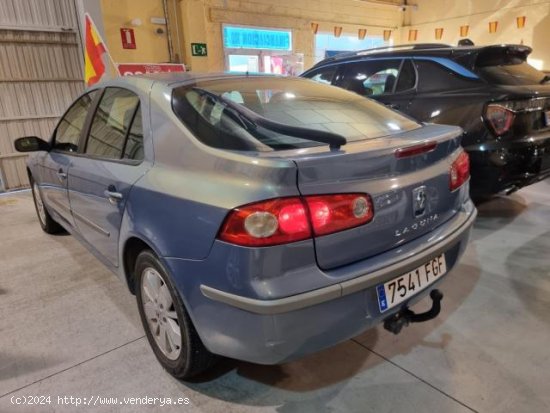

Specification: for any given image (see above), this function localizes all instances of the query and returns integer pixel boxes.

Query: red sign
[120,28,136,49]
[116,63,186,76]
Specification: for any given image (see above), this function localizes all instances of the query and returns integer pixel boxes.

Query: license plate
[377,254,447,313]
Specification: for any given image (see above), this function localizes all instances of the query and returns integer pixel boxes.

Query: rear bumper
[166,200,476,364]
[466,133,550,195]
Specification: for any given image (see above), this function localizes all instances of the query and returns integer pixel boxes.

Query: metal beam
[0,115,60,122]
[0,25,75,33]
[0,38,78,45]
[0,153,27,160]
[0,79,83,83]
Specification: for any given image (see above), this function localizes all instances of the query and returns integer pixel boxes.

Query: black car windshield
[478,61,547,86]
[172,76,419,151]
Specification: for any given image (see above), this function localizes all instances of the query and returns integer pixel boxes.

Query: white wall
[402,0,550,70]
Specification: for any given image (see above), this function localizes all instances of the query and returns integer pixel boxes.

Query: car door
[335,59,417,113]
[38,90,99,228]
[67,87,149,267]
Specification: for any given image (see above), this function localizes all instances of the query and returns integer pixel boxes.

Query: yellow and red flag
[489,21,498,34]
[84,14,107,86]
[435,28,444,40]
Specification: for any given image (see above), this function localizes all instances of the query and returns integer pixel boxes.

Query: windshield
[172,77,420,151]
[478,61,547,86]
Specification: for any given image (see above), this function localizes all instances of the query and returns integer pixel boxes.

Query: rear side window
[341,60,401,96]
[53,90,97,152]
[395,59,416,92]
[123,106,144,160]
[478,62,547,85]
[85,88,140,160]
[474,47,546,85]
[172,77,420,151]
[415,60,479,92]
[306,66,337,85]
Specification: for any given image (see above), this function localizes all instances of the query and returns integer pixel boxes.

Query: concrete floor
[0,181,549,413]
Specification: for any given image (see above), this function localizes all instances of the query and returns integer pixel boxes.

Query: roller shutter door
[0,0,84,190]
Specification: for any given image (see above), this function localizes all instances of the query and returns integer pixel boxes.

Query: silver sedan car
[15,73,476,378]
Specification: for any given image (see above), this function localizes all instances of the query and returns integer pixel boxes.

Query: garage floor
[1,181,549,413]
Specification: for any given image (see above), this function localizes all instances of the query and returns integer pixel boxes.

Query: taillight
[218,198,310,247]
[485,104,515,136]
[450,151,470,191]
[218,194,374,246]
[305,194,373,236]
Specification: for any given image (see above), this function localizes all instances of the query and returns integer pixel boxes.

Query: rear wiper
[540,75,550,84]
[192,88,347,150]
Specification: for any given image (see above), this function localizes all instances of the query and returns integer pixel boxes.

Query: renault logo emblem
[412,186,427,217]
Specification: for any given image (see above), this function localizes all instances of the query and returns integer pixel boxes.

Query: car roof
[310,43,532,69]
[89,72,285,93]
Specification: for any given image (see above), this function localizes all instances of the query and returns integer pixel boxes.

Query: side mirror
[14,136,50,152]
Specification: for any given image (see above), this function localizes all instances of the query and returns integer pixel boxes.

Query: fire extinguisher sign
[120,28,136,49]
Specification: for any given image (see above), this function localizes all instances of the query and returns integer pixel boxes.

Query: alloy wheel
[140,267,182,360]
[33,182,47,227]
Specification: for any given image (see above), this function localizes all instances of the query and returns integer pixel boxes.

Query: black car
[302,43,550,197]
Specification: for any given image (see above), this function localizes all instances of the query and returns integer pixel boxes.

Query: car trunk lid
[469,45,550,134]
[290,124,465,270]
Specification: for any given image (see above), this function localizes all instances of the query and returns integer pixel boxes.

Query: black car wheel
[30,176,63,234]
[135,250,217,379]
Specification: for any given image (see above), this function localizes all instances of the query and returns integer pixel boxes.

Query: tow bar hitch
[383,289,443,335]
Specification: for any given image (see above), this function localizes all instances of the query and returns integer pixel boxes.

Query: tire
[135,250,217,379]
[30,177,63,234]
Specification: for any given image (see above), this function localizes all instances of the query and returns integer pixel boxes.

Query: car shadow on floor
[191,326,376,390]
[0,352,64,383]
[470,193,528,243]
[183,336,378,410]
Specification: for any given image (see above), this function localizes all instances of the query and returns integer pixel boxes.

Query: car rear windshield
[172,77,419,151]
[477,61,547,86]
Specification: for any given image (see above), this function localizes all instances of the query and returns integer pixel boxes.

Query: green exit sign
[191,43,207,56]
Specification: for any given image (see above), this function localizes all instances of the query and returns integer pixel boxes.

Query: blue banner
[223,26,292,51]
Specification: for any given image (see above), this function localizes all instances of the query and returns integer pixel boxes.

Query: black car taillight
[484,104,515,136]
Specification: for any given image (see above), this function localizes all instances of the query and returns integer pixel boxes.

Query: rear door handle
[387,103,400,110]
[104,186,123,204]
